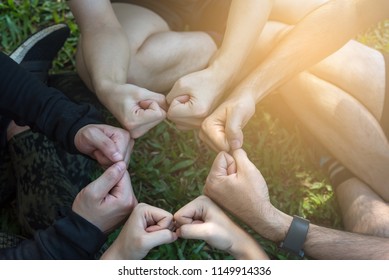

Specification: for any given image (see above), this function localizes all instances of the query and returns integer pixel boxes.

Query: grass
[0,0,388,260]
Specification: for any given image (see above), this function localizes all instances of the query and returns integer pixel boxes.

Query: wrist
[230,234,268,260]
[250,205,292,243]
[208,58,240,90]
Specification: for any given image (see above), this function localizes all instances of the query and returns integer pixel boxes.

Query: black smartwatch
[279,215,310,258]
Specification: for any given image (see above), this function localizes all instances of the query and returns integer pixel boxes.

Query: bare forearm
[209,0,272,90]
[81,28,130,95]
[248,205,389,259]
[305,224,389,259]
[68,0,130,98]
[237,0,389,103]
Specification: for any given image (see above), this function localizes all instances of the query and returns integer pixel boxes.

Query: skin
[203,149,389,259]
[102,196,268,260]
[101,203,177,260]
[166,0,273,130]
[174,195,268,260]
[74,124,134,167]
[72,161,137,234]
[200,0,389,152]
[68,0,221,138]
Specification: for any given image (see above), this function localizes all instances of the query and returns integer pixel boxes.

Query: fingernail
[115,161,125,172]
[112,152,122,162]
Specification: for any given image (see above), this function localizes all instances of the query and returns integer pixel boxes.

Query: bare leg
[336,177,389,237]
[270,0,329,24]
[76,3,216,93]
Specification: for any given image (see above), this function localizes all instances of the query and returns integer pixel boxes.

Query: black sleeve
[0,210,107,260]
[0,52,103,153]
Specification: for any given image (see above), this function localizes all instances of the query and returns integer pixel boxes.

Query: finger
[225,121,244,151]
[177,223,212,241]
[199,128,225,152]
[88,161,126,198]
[231,149,254,174]
[93,150,113,168]
[130,118,165,139]
[131,103,166,138]
[200,116,230,152]
[110,170,136,205]
[143,229,178,249]
[140,90,167,110]
[86,127,124,162]
[144,207,174,232]
[123,138,135,165]
[167,98,192,119]
[212,151,236,176]
[225,105,253,150]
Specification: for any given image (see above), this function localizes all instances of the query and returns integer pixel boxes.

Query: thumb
[177,223,210,241]
[232,149,255,173]
[225,111,244,151]
[87,161,127,198]
[209,151,236,178]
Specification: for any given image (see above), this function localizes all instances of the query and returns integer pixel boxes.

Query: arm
[200,0,389,151]
[67,0,167,138]
[0,161,136,259]
[203,149,389,259]
[166,0,273,129]
[174,195,268,260]
[0,210,106,260]
[0,52,102,153]
[0,52,133,165]
[236,0,389,104]
[67,0,129,97]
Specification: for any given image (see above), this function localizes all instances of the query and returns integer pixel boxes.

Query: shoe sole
[10,24,68,64]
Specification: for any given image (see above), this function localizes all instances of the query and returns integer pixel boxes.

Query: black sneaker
[9,23,70,83]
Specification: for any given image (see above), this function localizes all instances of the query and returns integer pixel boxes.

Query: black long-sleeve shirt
[0,51,102,153]
[0,52,106,259]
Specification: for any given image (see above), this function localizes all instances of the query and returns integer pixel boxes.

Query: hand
[166,68,227,130]
[74,124,133,167]
[72,161,137,234]
[102,83,167,138]
[199,94,256,152]
[101,203,177,260]
[203,149,285,241]
[174,195,268,259]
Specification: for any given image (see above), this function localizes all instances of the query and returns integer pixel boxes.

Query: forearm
[0,210,106,260]
[209,0,272,90]
[80,27,130,99]
[305,224,389,260]
[236,0,389,103]
[248,205,389,259]
[68,0,130,101]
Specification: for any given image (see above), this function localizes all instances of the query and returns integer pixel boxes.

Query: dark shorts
[110,0,231,35]
[381,52,389,139]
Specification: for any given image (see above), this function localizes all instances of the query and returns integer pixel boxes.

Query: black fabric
[111,0,231,35]
[0,209,106,260]
[0,52,103,154]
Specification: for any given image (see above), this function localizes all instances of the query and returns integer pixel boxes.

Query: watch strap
[279,215,310,258]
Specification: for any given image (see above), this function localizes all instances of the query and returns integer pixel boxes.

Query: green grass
[1,0,388,260]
